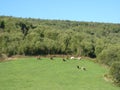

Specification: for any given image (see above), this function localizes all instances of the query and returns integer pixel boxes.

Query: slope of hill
[0,16,120,86]
[0,57,120,90]
[0,16,120,57]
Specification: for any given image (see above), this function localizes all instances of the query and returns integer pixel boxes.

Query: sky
[0,0,120,23]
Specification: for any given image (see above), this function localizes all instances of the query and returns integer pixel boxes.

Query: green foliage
[98,45,120,66]
[97,45,120,66]
[95,38,105,56]
[0,20,5,29]
[109,62,120,86]
[0,16,120,58]
[81,37,95,57]
[0,53,7,61]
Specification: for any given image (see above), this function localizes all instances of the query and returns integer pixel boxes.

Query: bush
[109,62,120,86]
[0,54,8,61]
[97,45,120,66]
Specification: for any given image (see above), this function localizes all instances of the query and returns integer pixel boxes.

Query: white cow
[70,56,75,59]
[77,57,81,60]
[81,67,86,71]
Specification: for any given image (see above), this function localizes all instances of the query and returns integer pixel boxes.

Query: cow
[77,57,81,60]
[70,56,75,59]
[81,67,86,71]
[77,65,80,69]
[37,56,41,60]
[63,58,66,62]
[66,56,69,60]
[50,57,53,60]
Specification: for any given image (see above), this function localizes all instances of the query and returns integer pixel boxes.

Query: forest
[0,16,120,85]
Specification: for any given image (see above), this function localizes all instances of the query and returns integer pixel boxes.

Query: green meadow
[0,57,119,90]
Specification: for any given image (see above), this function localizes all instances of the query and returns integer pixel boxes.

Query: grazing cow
[37,56,41,60]
[77,57,81,60]
[66,56,69,60]
[81,67,86,71]
[77,65,80,69]
[70,56,75,59]
[50,57,53,60]
[63,58,66,62]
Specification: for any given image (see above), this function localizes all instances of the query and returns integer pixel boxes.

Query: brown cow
[50,57,53,60]
[37,56,41,60]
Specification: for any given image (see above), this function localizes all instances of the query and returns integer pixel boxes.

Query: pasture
[0,57,119,90]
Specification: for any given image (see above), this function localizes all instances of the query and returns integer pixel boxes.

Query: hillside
[0,57,120,90]
[0,16,120,57]
[0,16,120,86]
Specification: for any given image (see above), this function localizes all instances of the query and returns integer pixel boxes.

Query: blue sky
[0,0,120,23]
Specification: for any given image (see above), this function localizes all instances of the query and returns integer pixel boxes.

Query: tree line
[0,16,120,85]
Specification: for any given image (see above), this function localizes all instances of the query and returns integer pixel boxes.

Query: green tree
[109,62,120,86]
[0,20,5,29]
[97,45,120,66]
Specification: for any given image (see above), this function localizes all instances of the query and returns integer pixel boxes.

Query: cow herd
[36,55,86,71]
[37,56,81,61]
[77,65,86,71]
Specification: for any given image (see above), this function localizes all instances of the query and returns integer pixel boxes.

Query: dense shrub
[0,16,120,57]
[0,54,8,61]
[97,45,120,66]
[109,62,120,86]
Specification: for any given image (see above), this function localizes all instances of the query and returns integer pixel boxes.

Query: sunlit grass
[0,57,119,90]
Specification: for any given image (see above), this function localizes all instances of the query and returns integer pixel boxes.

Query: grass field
[0,57,120,90]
